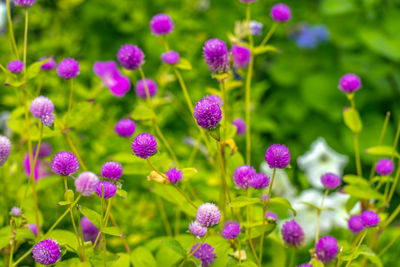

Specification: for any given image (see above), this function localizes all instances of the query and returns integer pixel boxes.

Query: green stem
[216,140,229,221]
[349,98,362,177]
[345,230,367,267]
[64,79,74,128]
[245,4,254,165]
[315,190,329,244]
[6,0,19,59]
[259,22,278,47]
[156,196,173,237]
[386,122,400,204]
[288,248,296,267]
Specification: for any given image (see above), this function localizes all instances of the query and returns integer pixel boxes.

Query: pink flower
[93,61,131,97]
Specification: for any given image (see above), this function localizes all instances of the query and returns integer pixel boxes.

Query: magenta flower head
[135,78,158,98]
[265,144,290,169]
[93,61,131,97]
[29,224,38,236]
[233,165,256,189]
[189,221,207,238]
[30,96,54,119]
[32,239,61,265]
[203,38,230,74]
[7,60,24,73]
[56,58,79,79]
[190,243,216,267]
[75,172,99,196]
[34,142,52,157]
[117,44,144,70]
[40,57,57,71]
[231,45,251,68]
[95,181,117,200]
[23,152,41,181]
[101,161,123,180]
[193,97,222,129]
[281,220,305,248]
[249,173,270,189]
[222,221,241,239]
[161,51,180,65]
[81,217,100,245]
[115,118,136,138]
[51,151,79,176]
[232,118,246,136]
[196,203,221,227]
[321,173,341,190]
[265,211,278,222]
[13,0,36,7]
[150,13,174,36]
[338,73,361,93]
[348,215,364,234]
[11,207,21,217]
[270,3,291,22]
[298,264,312,267]
[361,211,380,227]
[315,236,339,263]
[0,135,11,167]
[375,158,394,176]
[166,167,183,183]
[132,133,158,159]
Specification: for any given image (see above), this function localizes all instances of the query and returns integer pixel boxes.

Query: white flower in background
[0,2,7,34]
[261,162,297,199]
[297,137,348,189]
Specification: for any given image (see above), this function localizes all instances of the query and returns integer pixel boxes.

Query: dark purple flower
[56,58,80,79]
[166,167,183,183]
[117,44,144,70]
[23,152,41,181]
[51,151,79,176]
[221,221,241,239]
[265,211,278,222]
[232,118,246,136]
[115,118,136,138]
[196,203,221,227]
[250,21,263,35]
[95,181,117,200]
[150,14,174,35]
[270,3,291,22]
[40,57,57,71]
[231,45,251,68]
[249,173,270,189]
[189,221,207,238]
[34,142,52,157]
[338,74,361,93]
[132,133,158,159]
[265,144,290,169]
[203,38,230,74]
[281,220,305,248]
[75,172,99,196]
[32,239,61,265]
[0,135,11,167]
[190,243,216,267]
[40,113,55,127]
[13,0,36,7]
[81,216,100,245]
[233,165,256,189]
[375,158,394,176]
[135,78,158,98]
[30,96,54,118]
[348,215,364,234]
[101,161,123,180]
[320,173,341,190]
[93,61,131,97]
[361,211,380,227]
[11,207,21,216]
[315,236,339,263]
[161,51,180,65]
[193,97,222,129]
[29,224,38,236]
[7,60,24,73]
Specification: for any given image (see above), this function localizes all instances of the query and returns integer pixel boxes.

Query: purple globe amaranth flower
[7,60,24,73]
[0,135,11,167]
[249,173,270,189]
[233,165,256,189]
[361,211,380,227]
[338,73,361,93]
[203,38,230,74]
[315,236,339,263]
[51,151,79,176]
[375,158,394,176]
[270,3,291,22]
[265,144,291,169]
[11,207,21,216]
[348,215,364,234]
[204,94,223,107]
[75,172,99,196]
[135,78,158,98]
[95,181,117,200]
[232,118,246,136]
[281,220,305,248]
[32,239,61,265]
[166,167,183,183]
[29,224,38,236]
[161,51,180,65]
[189,221,207,238]
[93,61,131,97]
[265,211,278,222]
[221,221,241,239]
[193,97,222,129]
[23,152,45,181]
[196,203,221,227]
[56,58,79,79]
[320,173,341,190]
[101,161,123,180]
[13,0,36,7]
[150,13,174,35]
[34,142,52,157]
[40,57,56,71]
[40,113,55,127]
[298,264,313,267]
[231,45,251,68]
[115,118,136,138]
[132,133,158,159]
[81,216,100,245]
[190,243,216,267]
[117,44,144,70]
[250,21,263,35]
[30,96,54,118]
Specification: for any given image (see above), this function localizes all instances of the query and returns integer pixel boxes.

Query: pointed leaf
[343,108,362,133]
[79,206,101,229]
[175,58,192,70]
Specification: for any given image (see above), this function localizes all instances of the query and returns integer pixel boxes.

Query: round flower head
[161,51,180,65]
[40,57,56,71]
[81,217,100,244]
[231,45,251,68]
[75,172,99,196]
[315,236,339,263]
[166,167,183,183]
[232,118,246,136]
[281,220,305,248]
[265,211,278,222]
[249,173,270,189]
[348,215,364,234]
[250,21,263,35]
[0,135,11,167]
[265,144,291,169]
[13,0,36,7]
[221,221,241,239]
[361,210,380,227]
[375,158,394,176]
[150,13,174,35]
[40,113,55,127]
[233,165,256,189]
[190,243,216,267]
[101,161,123,180]
[338,73,361,93]
[132,133,158,159]
[95,181,117,200]
[204,94,223,107]
[117,44,144,70]
[7,60,24,73]
[56,58,79,79]
[135,78,158,98]
[30,96,54,118]
[203,38,230,74]
[196,203,221,227]
[32,239,61,265]
[11,207,21,217]
[320,173,341,190]
[51,151,79,176]
[34,142,52,157]
[29,224,38,236]
[115,118,136,138]
[270,3,291,22]
[189,221,207,238]
[193,97,222,129]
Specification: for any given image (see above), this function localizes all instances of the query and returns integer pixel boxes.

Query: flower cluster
[30,96,55,126]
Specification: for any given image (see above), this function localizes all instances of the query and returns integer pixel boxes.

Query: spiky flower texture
[51,152,79,176]
[32,239,61,265]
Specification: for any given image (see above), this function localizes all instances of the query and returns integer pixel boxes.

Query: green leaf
[26,61,44,80]
[174,58,192,70]
[102,227,122,236]
[228,196,260,208]
[344,184,383,200]
[359,27,400,62]
[64,189,74,202]
[131,246,157,267]
[310,258,324,267]
[254,45,279,55]
[208,125,221,141]
[269,197,297,216]
[90,252,119,266]
[161,238,186,257]
[321,0,355,15]
[212,72,230,81]
[48,230,79,252]
[112,253,131,267]
[341,244,382,266]
[66,102,96,128]
[79,206,101,229]
[343,108,362,133]
[55,257,91,267]
[242,223,276,240]
[345,196,360,212]
[131,104,155,121]
[365,146,400,158]
[181,168,198,179]
[116,189,128,199]
[343,175,369,186]
[299,201,321,212]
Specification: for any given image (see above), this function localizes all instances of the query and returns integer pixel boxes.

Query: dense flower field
[0,0,399,266]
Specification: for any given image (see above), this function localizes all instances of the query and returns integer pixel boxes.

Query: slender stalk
[161,36,170,51]
[245,4,254,165]
[237,238,242,264]
[6,0,19,59]
[64,79,74,128]
[156,196,173,237]
[345,230,368,267]
[108,213,131,252]
[259,22,278,47]
[315,190,329,244]
[288,248,296,267]
[349,98,362,177]
[35,75,46,96]
[387,122,400,203]
[174,209,181,236]
[246,189,258,262]
[217,141,228,221]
